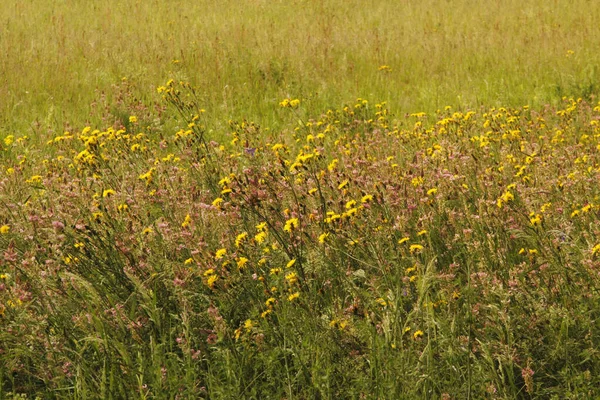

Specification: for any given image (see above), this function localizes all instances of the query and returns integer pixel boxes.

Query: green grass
[1,0,600,134]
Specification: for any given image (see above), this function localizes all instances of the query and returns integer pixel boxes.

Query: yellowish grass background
[1,0,599,132]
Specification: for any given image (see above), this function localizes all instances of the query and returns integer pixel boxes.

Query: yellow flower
[398,237,410,245]
[413,330,424,340]
[234,327,242,340]
[254,231,268,244]
[0,225,9,234]
[361,194,373,203]
[592,244,600,256]
[235,232,248,247]
[129,116,138,123]
[215,248,227,260]
[285,272,298,285]
[284,217,299,233]
[318,232,330,243]
[529,213,542,226]
[102,189,116,198]
[328,159,339,171]
[288,292,300,301]
[409,244,424,253]
[265,297,276,307]
[417,230,428,236]
[184,258,194,265]
[338,180,349,190]
[376,298,387,307]
[142,227,153,235]
[236,257,249,269]
[181,214,192,228]
[212,197,224,208]
[244,319,253,330]
[206,274,218,289]
[426,188,438,196]
[286,259,296,268]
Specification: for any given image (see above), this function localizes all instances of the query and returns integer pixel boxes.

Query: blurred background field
[1,0,599,135]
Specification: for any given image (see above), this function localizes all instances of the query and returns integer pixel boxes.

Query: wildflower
[413,330,424,340]
[283,217,299,233]
[92,212,103,222]
[181,214,192,228]
[411,177,424,187]
[206,274,218,289]
[409,244,424,253]
[398,237,410,244]
[261,309,272,318]
[236,257,249,269]
[426,188,438,196]
[235,232,248,247]
[592,244,600,256]
[285,272,298,285]
[102,189,116,198]
[328,159,339,171]
[234,327,242,340]
[338,180,349,190]
[254,231,267,244]
[376,298,387,307]
[417,230,427,236]
[345,200,356,209]
[497,190,515,208]
[288,292,300,301]
[184,258,194,265]
[0,225,9,234]
[138,168,154,185]
[244,319,253,331]
[265,297,276,307]
[270,267,282,275]
[26,175,43,184]
[570,209,580,218]
[118,203,128,212]
[529,213,542,226]
[286,259,296,268]
[212,197,224,208]
[256,222,267,231]
[129,116,138,123]
[214,248,227,260]
[318,232,330,243]
[361,194,373,203]
[142,227,153,235]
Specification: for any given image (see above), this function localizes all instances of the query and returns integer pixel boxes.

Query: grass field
[2,0,600,133]
[2,1,600,399]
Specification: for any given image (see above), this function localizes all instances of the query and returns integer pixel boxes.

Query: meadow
[1,0,600,398]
